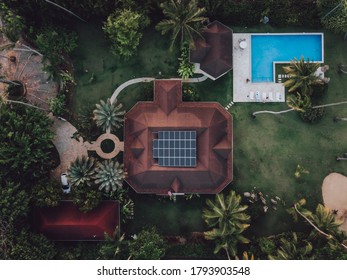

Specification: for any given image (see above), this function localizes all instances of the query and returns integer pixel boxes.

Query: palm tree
[288,199,347,250]
[203,190,250,259]
[286,92,312,112]
[310,204,344,239]
[269,232,313,260]
[93,98,125,133]
[283,57,324,96]
[94,160,126,194]
[156,0,208,50]
[67,156,96,187]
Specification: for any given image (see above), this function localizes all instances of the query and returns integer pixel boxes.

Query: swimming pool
[251,33,324,83]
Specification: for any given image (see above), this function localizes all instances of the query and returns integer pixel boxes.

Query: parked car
[61,173,71,194]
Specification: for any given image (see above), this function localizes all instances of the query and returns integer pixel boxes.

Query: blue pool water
[251,34,323,83]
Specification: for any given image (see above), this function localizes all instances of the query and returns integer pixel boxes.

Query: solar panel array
[153,131,196,167]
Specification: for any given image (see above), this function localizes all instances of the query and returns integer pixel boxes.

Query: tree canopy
[129,227,166,260]
[103,9,150,59]
[0,104,54,183]
[156,0,207,50]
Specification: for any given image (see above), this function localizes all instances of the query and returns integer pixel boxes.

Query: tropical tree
[94,160,126,194]
[288,199,347,250]
[93,98,125,133]
[0,103,54,182]
[98,227,128,260]
[156,0,208,50]
[269,232,313,260]
[0,3,25,42]
[129,227,166,260]
[286,92,312,112]
[9,229,56,260]
[177,43,195,79]
[31,179,62,208]
[294,164,310,178]
[283,57,324,96]
[0,181,29,223]
[67,156,96,188]
[35,26,78,76]
[317,0,347,35]
[71,185,102,213]
[103,9,150,59]
[203,190,250,259]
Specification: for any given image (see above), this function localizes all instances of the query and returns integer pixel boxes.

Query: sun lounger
[255,91,261,102]
[249,91,255,100]
[276,92,283,101]
[268,92,273,101]
[262,92,267,101]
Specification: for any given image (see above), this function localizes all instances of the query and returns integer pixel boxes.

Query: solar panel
[153,131,196,167]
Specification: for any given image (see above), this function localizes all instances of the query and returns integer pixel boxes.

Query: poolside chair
[268,92,273,101]
[276,92,283,101]
[262,92,267,101]
[249,91,255,100]
[255,91,261,102]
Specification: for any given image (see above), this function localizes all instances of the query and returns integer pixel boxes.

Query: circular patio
[91,133,124,159]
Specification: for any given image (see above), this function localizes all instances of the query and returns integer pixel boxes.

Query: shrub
[35,26,78,74]
[103,9,149,59]
[72,186,102,213]
[129,227,166,260]
[31,179,62,208]
[178,44,195,79]
[49,94,66,117]
[300,107,325,123]
[0,3,24,42]
[182,85,200,101]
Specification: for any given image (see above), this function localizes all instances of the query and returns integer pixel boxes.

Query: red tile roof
[124,79,233,195]
[190,21,233,80]
[34,201,120,241]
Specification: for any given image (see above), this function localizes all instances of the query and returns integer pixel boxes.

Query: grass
[70,22,347,238]
[71,21,178,112]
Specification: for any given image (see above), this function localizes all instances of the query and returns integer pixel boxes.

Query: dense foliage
[0,181,29,223]
[9,229,56,260]
[31,179,62,208]
[318,0,347,34]
[35,26,78,75]
[94,160,126,194]
[300,107,325,123]
[129,227,166,260]
[178,44,195,79]
[93,99,125,133]
[203,191,250,259]
[0,104,54,183]
[103,9,149,59]
[156,0,207,49]
[0,3,24,41]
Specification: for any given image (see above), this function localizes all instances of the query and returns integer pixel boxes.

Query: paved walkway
[110,77,155,103]
[110,74,208,105]
[49,114,89,180]
[322,172,347,232]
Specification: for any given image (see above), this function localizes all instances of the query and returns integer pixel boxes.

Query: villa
[124,79,233,195]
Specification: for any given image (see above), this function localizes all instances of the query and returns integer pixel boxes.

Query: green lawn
[70,22,347,238]
[71,22,178,112]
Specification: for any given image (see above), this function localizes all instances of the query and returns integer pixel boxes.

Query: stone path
[110,77,155,104]
[49,114,89,180]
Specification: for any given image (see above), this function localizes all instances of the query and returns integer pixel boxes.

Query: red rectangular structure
[34,201,120,241]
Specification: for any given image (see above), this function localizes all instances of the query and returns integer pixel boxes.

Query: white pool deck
[233,33,285,103]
